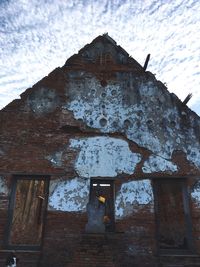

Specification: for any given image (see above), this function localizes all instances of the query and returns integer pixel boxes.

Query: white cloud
[0,0,200,114]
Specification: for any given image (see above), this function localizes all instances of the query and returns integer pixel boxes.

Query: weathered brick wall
[0,176,9,248]
[190,178,200,253]
[1,34,200,267]
[39,209,156,267]
[40,212,86,267]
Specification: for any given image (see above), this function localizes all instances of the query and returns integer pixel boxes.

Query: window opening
[86,179,115,233]
[154,179,194,253]
[6,175,49,249]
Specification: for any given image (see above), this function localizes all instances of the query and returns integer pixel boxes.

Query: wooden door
[7,176,49,248]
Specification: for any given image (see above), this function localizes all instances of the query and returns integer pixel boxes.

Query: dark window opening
[154,179,194,253]
[89,179,115,232]
[6,175,49,249]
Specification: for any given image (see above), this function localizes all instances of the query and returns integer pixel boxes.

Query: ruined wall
[190,179,200,252]
[0,35,200,266]
[0,176,9,249]
[1,36,200,176]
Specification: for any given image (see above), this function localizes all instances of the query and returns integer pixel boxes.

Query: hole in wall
[99,118,107,127]
[112,121,118,128]
[147,119,153,125]
[137,110,143,117]
[136,120,141,128]
[100,80,107,87]
[111,90,116,96]
[170,121,176,127]
[124,119,131,128]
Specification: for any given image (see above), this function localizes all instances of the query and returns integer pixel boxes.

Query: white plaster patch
[48,177,89,212]
[66,77,181,158]
[0,176,8,195]
[186,146,200,169]
[66,75,200,169]
[46,151,63,167]
[115,180,154,219]
[70,137,141,178]
[191,180,200,206]
[142,155,178,173]
[127,244,147,256]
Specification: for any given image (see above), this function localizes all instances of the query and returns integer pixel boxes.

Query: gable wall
[1,36,200,266]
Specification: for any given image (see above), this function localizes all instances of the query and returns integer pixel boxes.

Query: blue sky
[0,0,200,114]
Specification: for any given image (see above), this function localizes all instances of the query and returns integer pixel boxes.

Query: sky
[0,0,200,114]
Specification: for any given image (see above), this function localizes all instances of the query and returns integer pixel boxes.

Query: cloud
[0,0,200,114]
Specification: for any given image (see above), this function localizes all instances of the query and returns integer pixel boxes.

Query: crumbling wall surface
[190,179,200,252]
[65,70,200,174]
[70,137,141,177]
[0,176,8,197]
[0,176,9,249]
[115,179,154,218]
[48,177,90,212]
[40,210,156,267]
[47,176,154,218]
[0,35,200,266]
[26,86,61,115]
[0,36,200,177]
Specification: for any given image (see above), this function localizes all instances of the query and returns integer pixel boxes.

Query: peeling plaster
[186,146,200,169]
[27,87,60,114]
[115,180,154,219]
[65,75,200,169]
[142,155,178,173]
[191,180,200,206]
[46,151,64,167]
[70,137,141,178]
[48,177,89,212]
[0,176,8,195]
[127,244,150,256]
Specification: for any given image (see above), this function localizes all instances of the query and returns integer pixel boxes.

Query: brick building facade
[1,34,200,266]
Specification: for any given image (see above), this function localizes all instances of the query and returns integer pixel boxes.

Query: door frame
[89,178,115,232]
[153,178,195,255]
[4,174,50,250]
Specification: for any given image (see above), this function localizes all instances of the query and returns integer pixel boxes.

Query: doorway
[154,179,194,253]
[89,179,115,232]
